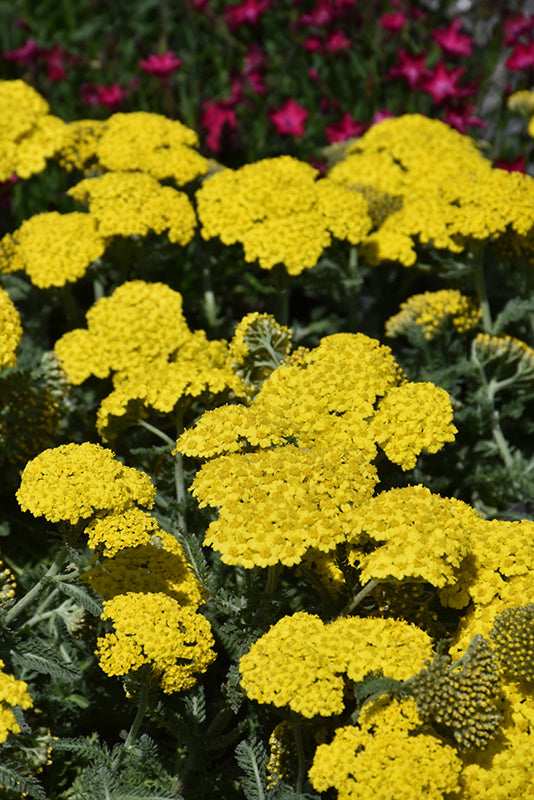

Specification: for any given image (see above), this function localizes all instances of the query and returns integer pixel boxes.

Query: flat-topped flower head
[386,289,481,341]
[328,114,534,266]
[54,281,191,384]
[0,212,106,288]
[96,591,216,693]
[0,79,66,180]
[96,331,247,440]
[196,156,371,274]
[239,612,433,718]
[56,118,107,173]
[489,604,534,682]
[16,442,155,524]
[68,171,197,244]
[309,697,462,800]
[0,286,22,370]
[0,659,33,743]
[85,526,205,607]
[94,111,208,185]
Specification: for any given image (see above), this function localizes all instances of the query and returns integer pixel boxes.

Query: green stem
[291,711,305,795]
[137,418,175,447]
[472,243,492,333]
[340,579,377,617]
[111,676,150,774]
[5,546,69,626]
[272,264,290,327]
[346,245,361,332]
[202,263,219,332]
[264,564,280,597]
[173,408,187,532]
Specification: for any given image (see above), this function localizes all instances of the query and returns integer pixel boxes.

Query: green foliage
[235,738,269,800]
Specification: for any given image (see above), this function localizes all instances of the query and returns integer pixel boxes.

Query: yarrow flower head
[196,156,371,274]
[309,697,462,800]
[96,592,216,693]
[0,659,33,743]
[16,442,155,525]
[239,612,433,718]
[0,79,66,181]
[0,211,107,288]
[229,312,292,392]
[385,289,482,341]
[68,171,197,244]
[92,111,208,185]
[177,333,457,568]
[489,604,534,681]
[328,114,534,267]
[0,286,22,370]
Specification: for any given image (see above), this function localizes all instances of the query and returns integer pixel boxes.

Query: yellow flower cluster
[308,697,462,800]
[177,333,457,568]
[0,377,60,468]
[54,280,245,438]
[16,442,155,524]
[386,289,482,340]
[0,285,22,370]
[0,79,65,181]
[68,171,197,244]
[0,552,16,608]
[239,612,433,717]
[91,111,208,184]
[328,114,534,266]
[56,118,107,173]
[508,90,534,118]
[489,604,534,681]
[472,333,534,386]
[96,591,216,693]
[0,659,33,743]
[196,156,372,274]
[348,485,478,588]
[0,211,107,288]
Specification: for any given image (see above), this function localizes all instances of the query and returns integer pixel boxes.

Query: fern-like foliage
[235,738,269,800]
[0,759,46,800]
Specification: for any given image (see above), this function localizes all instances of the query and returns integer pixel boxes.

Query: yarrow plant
[1,1,534,795]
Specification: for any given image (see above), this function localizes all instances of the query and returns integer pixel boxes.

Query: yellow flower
[229,312,292,392]
[196,156,371,274]
[85,526,205,607]
[55,118,107,172]
[348,485,476,587]
[85,506,160,557]
[0,374,60,468]
[386,289,481,340]
[461,728,534,799]
[329,114,534,266]
[369,382,457,470]
[0,79,66,181]
[68,171,197,244]
[0,659,33,743]
[239,612,433,718]
[16,442,155,524]
[94,111,208,184]
[0,212,106,288]
[54,281,191,383]
[508,90,534,117]
[0,554,16,608]
[309,697,462,800]
[0,285,22,370]
[96,591,216,693]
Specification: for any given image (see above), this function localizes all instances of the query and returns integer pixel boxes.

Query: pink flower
[503,14,534,46]
[420,61,468,104]
[379,11,406,32]
[505,41,534,71]
[297,3,336,28]
[80,82,128,110]
[3,37,40,64]
[139,51,182,79]
[201,100,237,153]
[432,18,473,57]
[41,43,76,81]
[371,108,395,125]
[224,0,271,29]
[325,112,366,143]
[270,98,308,136]
[303,36,323,53]
[243,43,266,74]
[326,30,351,53]
[441,104,486,134]
[494,154,527,173]
[388,50,428,89]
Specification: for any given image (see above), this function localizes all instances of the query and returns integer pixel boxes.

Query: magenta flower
[303,36,323,53]
[379,11,406,32]
[432,19,473,57]
[441,104,486,134]
[224,0,271,29]
[243,43,266,74]
[420,61,468,104]
[139,51,182,79]
[388,50,428,89]
[371,108,395,125]
[494,154,527,173]
[201,101,237,153]
[325,113,366,143]
[505,41,534,70]
[270,99,308,136]
[297,3,336,28]
[326,30,352,53]
[3,37,40,64]
[80,82,128,111]
[503,14,534,46]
